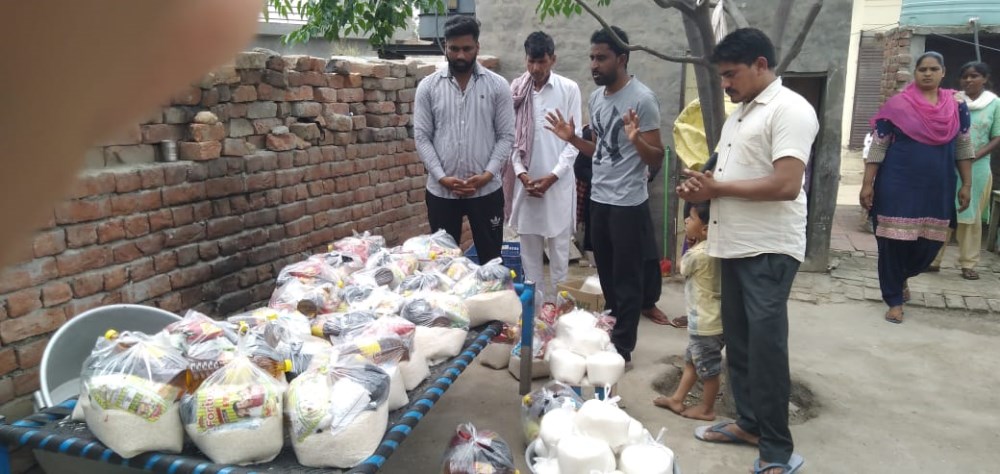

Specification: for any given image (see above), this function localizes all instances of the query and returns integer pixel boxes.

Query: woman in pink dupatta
[859,52,974,324]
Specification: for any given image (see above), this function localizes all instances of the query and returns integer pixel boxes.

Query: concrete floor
[380,279,1000,473]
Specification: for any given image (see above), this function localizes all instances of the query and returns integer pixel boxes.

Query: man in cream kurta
[508,31,582,302]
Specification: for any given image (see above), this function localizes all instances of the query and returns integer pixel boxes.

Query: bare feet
[699,422,760,445]
[680,405,716,421]
[884,305,903,324]
[652,396,685,415]
[642,307,672,325]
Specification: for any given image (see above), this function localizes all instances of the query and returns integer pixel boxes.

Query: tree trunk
[682,6,724,154]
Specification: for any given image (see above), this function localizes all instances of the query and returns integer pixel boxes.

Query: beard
[592,69,616,86]
[449,57,475,74]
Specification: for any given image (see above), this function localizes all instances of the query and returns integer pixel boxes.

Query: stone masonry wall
[878,27,916,103]
[0,51,441,418]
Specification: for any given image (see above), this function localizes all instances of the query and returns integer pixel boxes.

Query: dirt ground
[380,279,1000,473]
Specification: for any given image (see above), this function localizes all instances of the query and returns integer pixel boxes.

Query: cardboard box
[557,278,606,312]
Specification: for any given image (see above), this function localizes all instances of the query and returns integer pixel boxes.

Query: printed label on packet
[288,371,332,442]
[88,374,176,422]
[194,384,280,432]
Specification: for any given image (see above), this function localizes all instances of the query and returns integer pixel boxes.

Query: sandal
[962,268,980,280]
[885,307,904,324]
[669,316,688,328]
[752,454,805,474]
[694,422,757,446]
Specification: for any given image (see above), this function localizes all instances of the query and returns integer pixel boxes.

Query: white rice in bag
[549,349,587,385]
[575,398,631,449]
[414,326,467,364]
[464,289,522,326]
[399,349,430,390]
[479,341,513,369]
[586,351,626,387]
[557,434,615,473]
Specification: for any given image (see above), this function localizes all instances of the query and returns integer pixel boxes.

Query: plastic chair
[36,304,181,410]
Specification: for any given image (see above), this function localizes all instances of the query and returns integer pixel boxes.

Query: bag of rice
[414,326,467,365]
[180,351,286,465]
[81,330,188,459]
[440,423,517,474]
[618,428,675,474]
[401,292,470,329]
[288,357,391,468]
[521,381,584,442]
[399,348,430,390]
[464,289,522,327]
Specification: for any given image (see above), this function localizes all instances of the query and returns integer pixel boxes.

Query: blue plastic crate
[465,242,524,283]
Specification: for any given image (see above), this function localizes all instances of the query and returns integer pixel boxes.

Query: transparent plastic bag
[401,229,462,260]
[288,356,391,468]
[618,427,676,474]
[400,292,469,329]
[521,381,584,442]
[441,257,479,282]
[159,310,238,353]
[397,271,454,296]
[180,350,287,465]
[440,423,517,474]
[275,256,346,287]
[269,279,343,316]
[452,258,515,298]
[312,251,366,277]
[331,231,386,264]
[314,311,378,339]
[81,330,188,458]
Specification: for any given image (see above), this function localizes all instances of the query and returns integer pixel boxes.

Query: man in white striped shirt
[414,16,515,263]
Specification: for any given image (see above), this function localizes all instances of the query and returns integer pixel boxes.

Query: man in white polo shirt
[678,28,818,474]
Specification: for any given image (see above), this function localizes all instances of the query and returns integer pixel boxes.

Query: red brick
[148,209,173,231]
[193,202,213,221]
[171,85,202,105]
[0,308,66,344]
[179,141,222,161]
[124,275,172,303]
[0,378,13,404]
[123,215,151,238]
[286,85,314,101]
[169,265,212,290]
[231,85,258,102]
[190,123,226,142]
[64,294,105,319]
[4,288,41,318]
[127,258,156,282]
[284,216,315,237]
[136,233,166,256]
[266,133,297,151]
[14,367,40,396]
[32,229,66,258]
[139,167,166,188]
[55,247,112,276]
[0,349,16,376]
[205,176,244,198]
[142,124,185,143]
[152,252,178,274]
[314,87,339,102]
[41,282,72,307]
[97,219,126,244]
[207,217,244,239]
[277,202,306,223]
[0,259,56,295]
[162,183,207,206]
[53,198,111,224]
[165,223,206,248]
[16,338,49,370]
[67,172,117,199]
[72,272,105,298]
[112,241,142,264]
[104,266,127,290]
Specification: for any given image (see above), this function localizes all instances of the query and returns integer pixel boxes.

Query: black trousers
[720,253,800,464]
[591,200,659,361]
[425,189,504,263]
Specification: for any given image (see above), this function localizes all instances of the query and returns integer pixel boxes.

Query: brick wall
[877,27,916,103]
[0,51,448,413]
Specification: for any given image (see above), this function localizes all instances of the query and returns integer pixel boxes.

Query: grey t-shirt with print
[588,77,661,206]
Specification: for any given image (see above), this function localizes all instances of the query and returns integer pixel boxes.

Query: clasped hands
[676,168,718,203]
[519,173,558,198]
[439,172,493,197]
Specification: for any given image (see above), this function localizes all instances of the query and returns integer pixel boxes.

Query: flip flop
[670,316,688,328]
[642,309,673,326]
[752,453,805,474]
[694,422,754,445]
[962,268,980,280]
[884,309,903,324]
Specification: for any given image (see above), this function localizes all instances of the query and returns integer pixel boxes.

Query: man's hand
[530,174,558,197]
[859,184,874,211]
[545,109,576,142]
[676,168,717,203]
[622,108,640,143]
[463,171,494,191]
[439,176,475,197]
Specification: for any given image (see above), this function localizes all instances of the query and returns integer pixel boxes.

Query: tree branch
[652,0,695,15]
[771,0,795,59]
[720,0,749,28]
[575,0,708,65]
[776,0,823,74]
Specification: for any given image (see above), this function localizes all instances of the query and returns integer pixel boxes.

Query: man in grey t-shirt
[546,26,667,363]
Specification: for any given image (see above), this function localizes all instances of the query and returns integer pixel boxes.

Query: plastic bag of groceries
[159,310,238,354]
[228,309,325,378]
[80,330,188,458]
[452,257,515,298]
[401,229,462,261]
[269,278,343,316]
[288,355,391,468]
[521,381,585,442]
[312,251,366,277]
[331,231,386,264]
[180,333,287,465]
[440,423,517,474]
[397,271,454,296]
[400,291,469,329]
[441,257,479,282]
[275,256,346,287]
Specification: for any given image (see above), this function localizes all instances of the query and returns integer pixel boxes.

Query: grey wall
[477,0,853,270]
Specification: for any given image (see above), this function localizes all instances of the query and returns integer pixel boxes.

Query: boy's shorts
[684,334,725,379]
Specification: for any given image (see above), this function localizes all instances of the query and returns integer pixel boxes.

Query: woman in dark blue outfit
[860,52,974,324]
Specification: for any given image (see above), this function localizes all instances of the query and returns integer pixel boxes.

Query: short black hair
[915,51,945,70]
[444,15,480,41]
[590,26,630,63]
[711,28,776,69]
[524,31,555,59]
[684,200,711,224]
[960,60,991,78]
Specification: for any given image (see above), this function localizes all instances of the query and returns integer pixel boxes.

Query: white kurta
[509,73,582,238]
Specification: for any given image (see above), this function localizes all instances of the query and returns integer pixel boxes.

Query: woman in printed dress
[859,52,974,323]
